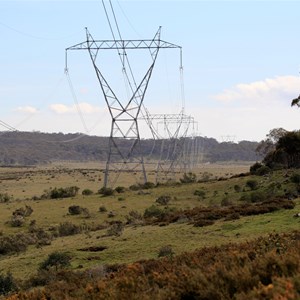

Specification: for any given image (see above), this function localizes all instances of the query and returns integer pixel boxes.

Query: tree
[256,128,288,156]
[291,95,300,107]
[263,131,300,169]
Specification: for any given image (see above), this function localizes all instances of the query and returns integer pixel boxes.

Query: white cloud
[49,102,103,114]
[213,75,300,106]
[16,106,38,114]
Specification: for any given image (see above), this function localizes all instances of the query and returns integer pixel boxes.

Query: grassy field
[0,161,299,283]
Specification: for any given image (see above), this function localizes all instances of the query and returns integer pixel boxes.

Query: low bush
[13,205,33,217]
[250,163,271,176]
[82,189,93,196]
[0,272,17,295]
[194,189,206,199]
[0,193,12,203]
[156,195,171,205]
[234,184,242,193]
[198,172,213,183]
[129,184,140,191]
[106,222,124,237]
[290,173,300,184]
[68,205,82,215]
[0,234,28,255]
[99,206,107,213]
[42,186,80,199]
[68,205,89,217]
[30,227,52,247]
[158,245,174,258]
[98,187,114,196]
[58,222,81,237]
[143,205,164,219]
[126,210,144,225]
[39,251,71,271]
[10,215,25,227]
[250,191,268,203]
[246,179,259,190]
[255,165,271,176]
[10,205,33,227]
[141,182,155,189]
[115,186,125,193]
[221,197,233,207]
[180,172,197,183]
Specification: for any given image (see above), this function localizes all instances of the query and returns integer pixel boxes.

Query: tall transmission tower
[65,27,181,187]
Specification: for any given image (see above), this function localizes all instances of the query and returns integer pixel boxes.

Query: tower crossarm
[139,113,194,122]
[66,39,181,51]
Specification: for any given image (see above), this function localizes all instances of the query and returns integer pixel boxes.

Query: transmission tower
[65,27,181,187]
[139,110,200,183]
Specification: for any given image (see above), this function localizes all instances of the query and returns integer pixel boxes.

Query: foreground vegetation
[0,156,299,298]
[5,230,300,299]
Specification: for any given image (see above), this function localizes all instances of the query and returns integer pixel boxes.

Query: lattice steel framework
[65,27,181,187]
[140,112,199,183]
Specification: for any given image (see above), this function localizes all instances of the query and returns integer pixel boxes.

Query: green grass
[0,164,299,280]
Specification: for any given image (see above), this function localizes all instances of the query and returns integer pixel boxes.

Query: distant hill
[0,131,261,165]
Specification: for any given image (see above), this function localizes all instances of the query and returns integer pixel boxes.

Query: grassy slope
[0,163,299,280]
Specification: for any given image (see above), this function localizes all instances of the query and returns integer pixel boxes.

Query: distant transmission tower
[65,26,181,187]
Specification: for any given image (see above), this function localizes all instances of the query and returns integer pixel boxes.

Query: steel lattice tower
[65,27,181,187]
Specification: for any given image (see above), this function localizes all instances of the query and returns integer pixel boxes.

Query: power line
[0,120,17,131]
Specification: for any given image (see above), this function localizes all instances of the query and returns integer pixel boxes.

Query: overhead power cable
[0,120,17,131]
[65,69,89,134]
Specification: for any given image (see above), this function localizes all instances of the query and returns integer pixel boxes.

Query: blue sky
[1,0,300,142]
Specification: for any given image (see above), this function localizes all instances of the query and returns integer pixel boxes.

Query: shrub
[0,193,11,203]
[158,245,174,258]
[99,206,107,213]
[255,165,271,176]
[198,172,212,183]
[221,197,233,207]
[233,184,242,193]
[225,212,240,221]
[115,186,125,193]
[98,187,114,196]
[141,182,155,189]
[68,205,89,217]
[107,211,116,218]
[246,179,259,190]
[126,210,143,225]
[194,189,206,199]
[13,205,33,217]
[82,189,93,196]
[106,222,124,236]
[290,173,300,184]
[58,222,81,236]
[0,234,28,255]
[250,162,263,174]
[10,215,25,227]
[31,228,52,247]
[43,186,80,199]
[180,172,197,183]
[193,219,215,227]
[39,251,71,271]
[0,272,17,295]
[68,205,82,215]
[250,191,267,203]
[144,205,164,219]
[156,195,171,205]
[129,184,140,191]
[239,194,251,202]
